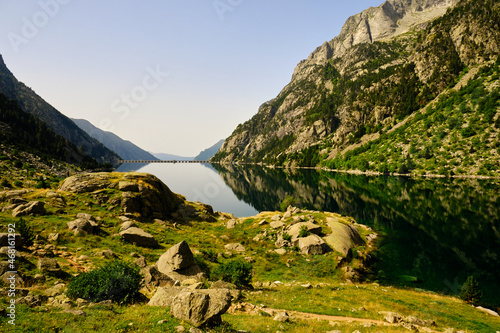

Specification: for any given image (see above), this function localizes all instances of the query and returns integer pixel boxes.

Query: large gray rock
[119,227,158,248]
[224,243,246,252]
[67,214,100,235]
[141,266,173,288]
[297,234,331,255]
[324,220,365,257]
[170,289,232,327]
[12,201,46,217]
[59,173,114,193]
[157,241,195,274]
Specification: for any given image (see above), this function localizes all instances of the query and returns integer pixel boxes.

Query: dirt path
[229,302,440,332]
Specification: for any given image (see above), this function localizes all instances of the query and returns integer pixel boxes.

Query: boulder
[224,243,246,252]
[286,221,322,242]
[141,266,173,288]
[67,219,93,235]
[273,311,290,322]
[37,258,61,273]
[297,235,331,255]
[170,289,232,327]
[324,221,365,257]
[148,286,186,307]
[119,227,158,248]
[12,201,46,217]
[157,241,195,274]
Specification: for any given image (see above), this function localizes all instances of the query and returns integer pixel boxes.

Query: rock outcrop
[119,227,158,248]
[12,201,46,217]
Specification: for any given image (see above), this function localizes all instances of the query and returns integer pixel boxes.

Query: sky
[0,0,383,156]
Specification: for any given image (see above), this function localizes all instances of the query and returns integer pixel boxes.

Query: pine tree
[460,275,482,305]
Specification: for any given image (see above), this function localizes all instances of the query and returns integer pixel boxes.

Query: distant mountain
[152,153,193,161]
[195,139,224,161]
[0,93,100,168]
[72,118,158,161]
[0,55,120,166]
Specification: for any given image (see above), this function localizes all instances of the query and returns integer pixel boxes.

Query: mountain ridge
[0,55,120,166]
[72,118,158,161]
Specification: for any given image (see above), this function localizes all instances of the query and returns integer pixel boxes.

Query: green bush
[211,259,253,288]
[18,218,35,247]
[66,260,143,304]
[280,195,297,212]
[1,179,12,188]
[14,180,23,187]
[460,275,482,305]
[200,249,218,263]
[282,233,292,242]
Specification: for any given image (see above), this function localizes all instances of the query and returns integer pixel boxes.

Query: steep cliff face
[214,0,500,177]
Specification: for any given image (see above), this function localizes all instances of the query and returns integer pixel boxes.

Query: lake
[116,162,500,307]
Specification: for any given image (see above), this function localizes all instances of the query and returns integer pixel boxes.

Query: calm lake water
[116,163,500,306]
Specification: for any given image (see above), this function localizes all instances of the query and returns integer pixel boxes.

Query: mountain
[152,153,193,161]
[213,0,500,177]
[0,93,101,169]
[194,139,224,161]
[0,55,120,166]
[72,118,158,161]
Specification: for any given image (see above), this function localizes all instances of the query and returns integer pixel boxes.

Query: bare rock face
[170,289,232,327]
[59,173,114,193]
[285,221,323,243]
[157,241,195,274]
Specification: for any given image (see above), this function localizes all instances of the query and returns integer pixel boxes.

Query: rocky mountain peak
[294,0,459,78]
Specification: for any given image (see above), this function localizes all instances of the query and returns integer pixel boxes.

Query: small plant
[193,253,211,276]
[280,195,297,212]
[282,233,292,242]
[34,178,50,189]
[18,218,35,247]
[211,259,253,288]
[298,225,311,238]
[67,260,143,304]
[14,180,23,187]
[1,179,12,188]
[460,275,482,305]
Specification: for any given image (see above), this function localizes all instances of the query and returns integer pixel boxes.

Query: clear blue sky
[0,0,383,156]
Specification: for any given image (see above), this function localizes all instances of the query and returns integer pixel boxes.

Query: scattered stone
[12,201,46,217]
[258,220,267,225]
[190,328,204,333]
[224,243,246,252]
[286,222,322,242]
[0,233,23,247]
[226,219,237,229]
[44,283,66,297]
[273,311,290,323]
[170,289,232,327]
[274,249,287,255]
[244,257,255,263]
[120,220,137,232]
[119,227,158,248]
[48,233,60,243]
[174,326,186,332]
[37,258,61,274]
[141,266,173,288]
[97,249,117,259]
[148,287,186,307]
[134,256,147,268]
[282,211,292,219]
[64,309,86,316]
[271,214,282,221]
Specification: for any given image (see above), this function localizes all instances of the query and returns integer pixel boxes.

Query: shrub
[460,275,482,305]
[298,225,311,238]
[14,180,23,187]
[34,179,49,189]
[280,195,297,212]
[66,260,143,304]
[282,233,292,242]
[17,218,35,247]
[211,259,253,288]
[193,253,211,275]
[200,249,218,263]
